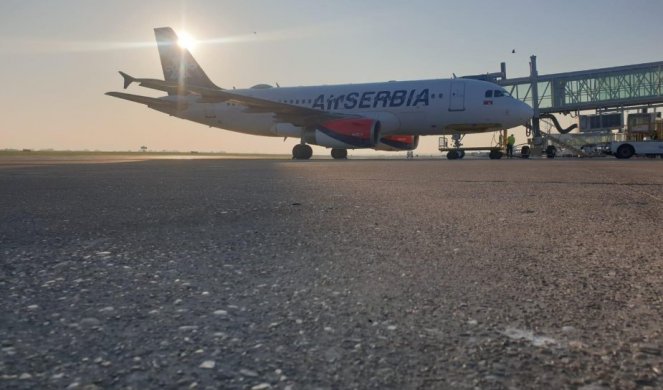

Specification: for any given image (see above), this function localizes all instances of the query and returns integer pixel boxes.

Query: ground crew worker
[507,133,516,158]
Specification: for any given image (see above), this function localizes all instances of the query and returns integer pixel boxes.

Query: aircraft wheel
[521,146,530,159]
[292,144,303,159]
[545,145,557,159]
[301,144,313,159]
[458,150,466,159]
[331,148,347,159]
[293,144,313,160]
[447,150,459,160]
[489,149,503,160]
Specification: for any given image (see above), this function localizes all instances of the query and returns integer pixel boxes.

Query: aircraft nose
[518,101,534,124]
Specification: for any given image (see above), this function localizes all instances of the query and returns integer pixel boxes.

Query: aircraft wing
[194,86,354,127]
[105,92,184,114]
[120,72,356,127]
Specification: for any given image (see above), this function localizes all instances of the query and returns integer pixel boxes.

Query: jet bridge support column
[529,55,544,154]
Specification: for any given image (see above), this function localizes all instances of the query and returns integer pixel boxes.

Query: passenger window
[494,90,504,98]
[485,90,493,98]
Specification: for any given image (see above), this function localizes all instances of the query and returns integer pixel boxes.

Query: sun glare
[177,31,197,49]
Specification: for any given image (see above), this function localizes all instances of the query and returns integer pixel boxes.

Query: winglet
[119,71,135,89]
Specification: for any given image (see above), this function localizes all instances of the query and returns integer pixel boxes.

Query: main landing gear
[292,144,313,160]
[292,144,348,160]
[331,148,348,159]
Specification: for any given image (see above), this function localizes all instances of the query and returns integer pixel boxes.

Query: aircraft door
[449,81,466,111]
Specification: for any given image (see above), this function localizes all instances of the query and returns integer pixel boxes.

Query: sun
[177,31,198,49]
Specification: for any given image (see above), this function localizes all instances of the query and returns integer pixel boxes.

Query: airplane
[106,27,533,160]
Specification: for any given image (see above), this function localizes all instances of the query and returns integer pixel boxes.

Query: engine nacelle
[302,118,381,149]
[374,135,419,151]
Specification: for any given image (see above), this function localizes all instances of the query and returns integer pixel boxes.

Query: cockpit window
[485,90,493,98]
[493,89,512,98]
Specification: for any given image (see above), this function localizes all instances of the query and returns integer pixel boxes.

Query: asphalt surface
[1,157,663,389]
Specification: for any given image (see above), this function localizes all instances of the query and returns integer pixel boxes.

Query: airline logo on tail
[159,56,206,86]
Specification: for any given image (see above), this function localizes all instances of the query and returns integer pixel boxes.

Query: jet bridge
[500,59,663,115]
[463,57,663,157]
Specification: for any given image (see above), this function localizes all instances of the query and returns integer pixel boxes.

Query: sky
[2,0,663,155]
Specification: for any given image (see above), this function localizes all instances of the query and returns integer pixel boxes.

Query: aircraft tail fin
[154,27,220,94]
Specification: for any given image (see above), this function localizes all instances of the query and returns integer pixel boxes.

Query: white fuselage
[168,78,532,138]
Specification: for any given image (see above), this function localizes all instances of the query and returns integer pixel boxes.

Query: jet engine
[374,135,419,151]
[302,118,381,149]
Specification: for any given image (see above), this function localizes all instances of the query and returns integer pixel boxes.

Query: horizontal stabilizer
[115,71,181,94]
[119,71,135,89]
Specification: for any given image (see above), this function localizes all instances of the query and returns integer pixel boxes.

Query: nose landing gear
[446,149,466,160]
[445,134,466,160]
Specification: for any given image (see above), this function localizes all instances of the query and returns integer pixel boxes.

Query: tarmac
[1,156,663,389]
